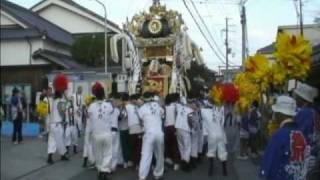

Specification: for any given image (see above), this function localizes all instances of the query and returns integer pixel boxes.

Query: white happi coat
[165,102,177,127]
[73,93,84,131]
[190,110,202,158]
[201,105,227,161]
[64,102,78,147]
[175,103,193,162]
[126,103,143,134]
[87,100,113,173]
[47,98,67,155]
[138,101,165,180]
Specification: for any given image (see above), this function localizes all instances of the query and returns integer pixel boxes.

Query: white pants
[191,131,199,158]
[83,129,95,163]
[111,131,121,171]
[207,134,228,161]
[65,125,78,146]
[197,128,204,154]
[47,123,66,155]
[93,132,113,173]
[139,132,164,180]
[176,129,191,162]
[75,109,83,131]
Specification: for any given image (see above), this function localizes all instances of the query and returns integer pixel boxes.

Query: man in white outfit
[200,100,228,176]
[64,98,78,154]
[86,82,113,180]
[188,99,201,169]
[175,96,194,171]
[125,94,144,169]
[73,86,84,134]
[47,74,69,164]
[138,92,165,180]
[82,96,95,168]
[109,94,122,172]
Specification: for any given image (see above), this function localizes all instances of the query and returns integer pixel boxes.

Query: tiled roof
[30,0,121,33]
[1,0,74,45]
[33,49,85,70]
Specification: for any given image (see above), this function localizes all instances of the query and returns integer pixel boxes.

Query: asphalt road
[1,125,260,180]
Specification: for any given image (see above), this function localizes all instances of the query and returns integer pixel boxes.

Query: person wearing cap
[138,92,165,180]
[164,93,181,171]
[47,74,69,164]
[126,94,144,169]
[260,95,309,180]
[11,87,23,144]
[175,96,194,172]
[200,99,228,176]
[293,82,319,145]
[86,82,113,180]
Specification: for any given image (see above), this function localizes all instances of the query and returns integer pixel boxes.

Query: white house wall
[37,5,106,34]
[0,39,48,66]
[0,9,27,28]
[281,26,320,45]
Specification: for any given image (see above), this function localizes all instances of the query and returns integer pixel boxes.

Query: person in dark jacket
[11,88,23,144]
[260,95,309,180]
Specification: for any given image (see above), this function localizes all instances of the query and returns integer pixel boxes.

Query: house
[0,0,83,110]
[30,0,128,94]
[257,24,320,89]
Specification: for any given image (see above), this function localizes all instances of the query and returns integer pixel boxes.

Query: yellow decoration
[244,54,271,92]
[84,95,95,107]
[234,72,260,113]
[274,32,312,79]
[270,62,286,86]
[267,120,280,137]
[36,101,48,119]
[209,84,223,106]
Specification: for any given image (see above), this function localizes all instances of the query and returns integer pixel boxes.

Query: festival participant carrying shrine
[47,74,69,164]
[86,82,113,180]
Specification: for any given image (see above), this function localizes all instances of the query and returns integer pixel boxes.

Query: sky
[9,0,320,71]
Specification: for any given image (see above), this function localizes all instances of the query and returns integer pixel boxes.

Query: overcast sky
[10,0,320,71]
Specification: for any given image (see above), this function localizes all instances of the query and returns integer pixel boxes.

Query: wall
[0,39,47,66]
[37,5,105,34]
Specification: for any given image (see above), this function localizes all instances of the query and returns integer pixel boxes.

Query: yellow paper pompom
[270,62,286,86]
[274,32,312,80]
[245,54,271,92]
[209,84,223,106]
[84,95,95,106]
[36,101,49,119]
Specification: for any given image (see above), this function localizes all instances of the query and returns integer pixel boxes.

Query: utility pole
[225,17,229,72]
[298,0,304,36]
[240,5,247,70]
[240,0,248,71]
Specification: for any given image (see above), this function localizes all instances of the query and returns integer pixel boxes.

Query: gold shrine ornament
[148,19,162,35]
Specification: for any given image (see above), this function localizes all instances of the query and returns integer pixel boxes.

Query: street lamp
[91,0,108,74]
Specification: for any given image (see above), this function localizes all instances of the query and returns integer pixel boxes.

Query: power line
[182,0,227,64]
[189,0,226,59]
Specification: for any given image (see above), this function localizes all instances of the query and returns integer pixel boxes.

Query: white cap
[294,82,318,103]
[272,95,297,116]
